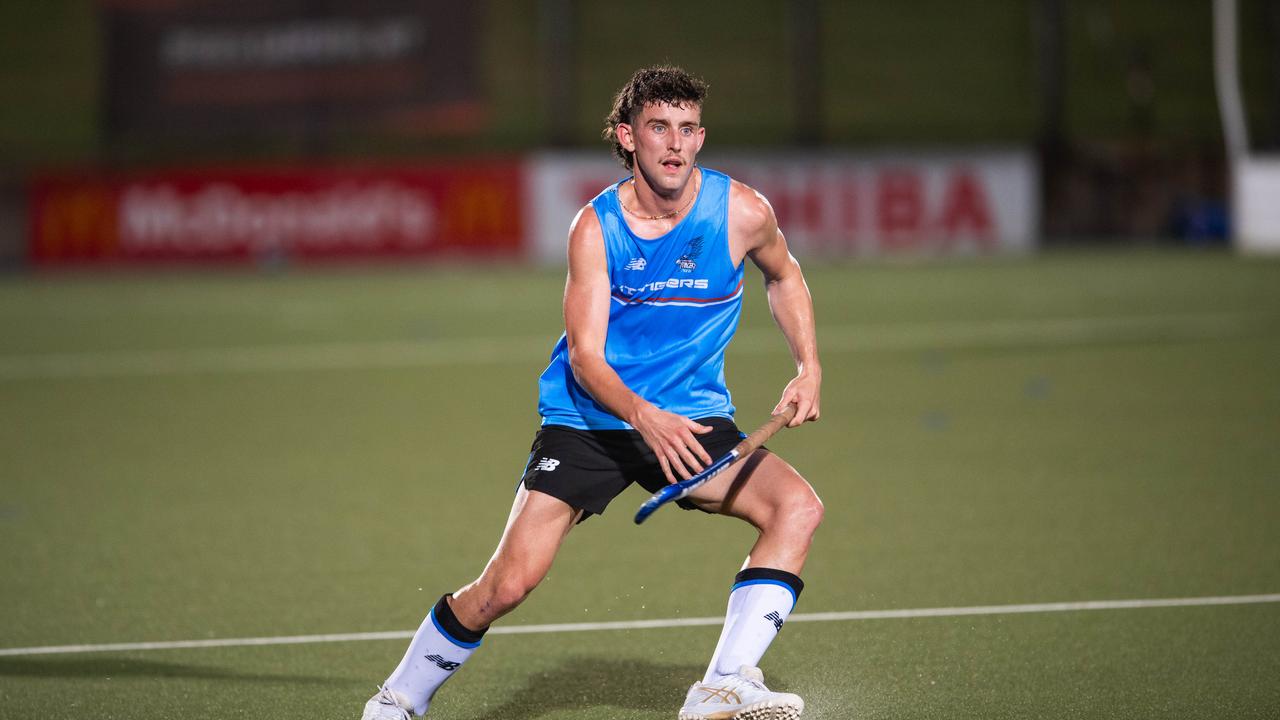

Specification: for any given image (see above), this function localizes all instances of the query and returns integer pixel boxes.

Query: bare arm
[562,206,713,482]
[731,182,821,427]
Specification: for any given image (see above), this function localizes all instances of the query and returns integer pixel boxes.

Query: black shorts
[518,417,750,520]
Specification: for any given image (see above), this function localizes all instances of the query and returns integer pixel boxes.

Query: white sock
[703,568,804,682]
[384,595,486,715]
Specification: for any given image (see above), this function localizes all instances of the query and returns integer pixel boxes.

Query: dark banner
[102,0,483,137]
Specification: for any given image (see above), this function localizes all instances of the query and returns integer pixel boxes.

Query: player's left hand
[774,369,821,428]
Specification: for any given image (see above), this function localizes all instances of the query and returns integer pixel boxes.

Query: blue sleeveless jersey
[538,167,744,430]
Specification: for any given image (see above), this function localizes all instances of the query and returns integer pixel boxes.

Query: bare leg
[682,450,823,685]
[449,485,582,630]
[375,486,580,717]
[685,450,824,573]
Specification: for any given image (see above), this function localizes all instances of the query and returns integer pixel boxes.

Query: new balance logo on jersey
[625,257,647,271]
[425,654,461,671]
[534,457,560,472]
[765,611,784,632]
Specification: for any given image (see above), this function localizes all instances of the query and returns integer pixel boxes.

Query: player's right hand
[629,403,713,484]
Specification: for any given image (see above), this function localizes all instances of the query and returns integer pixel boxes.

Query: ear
[616,122,636,153]
[694,126,706,154]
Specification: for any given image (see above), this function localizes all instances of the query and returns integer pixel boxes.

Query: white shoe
[679,665,804,719]
[362,686,414,720]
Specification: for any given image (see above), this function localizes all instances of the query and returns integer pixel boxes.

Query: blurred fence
[1,0,1278,265]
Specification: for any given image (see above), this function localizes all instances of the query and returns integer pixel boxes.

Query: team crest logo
[625,257,647,271]
[676,236,703,272]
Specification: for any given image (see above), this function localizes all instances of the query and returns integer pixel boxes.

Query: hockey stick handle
[732,403,798,459]
[633,404,798,525]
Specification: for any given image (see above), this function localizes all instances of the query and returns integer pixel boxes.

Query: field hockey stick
[634,404,798,525]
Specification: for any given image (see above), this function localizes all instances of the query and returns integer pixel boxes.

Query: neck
[625,167,700,220]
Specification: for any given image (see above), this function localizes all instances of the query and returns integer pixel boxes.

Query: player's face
[620,101,705,197]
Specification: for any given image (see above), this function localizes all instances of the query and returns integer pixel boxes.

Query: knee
[489,573,539,613]
[781,490,824,539]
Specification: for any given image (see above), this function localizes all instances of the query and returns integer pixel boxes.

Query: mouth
[660,157,684,173]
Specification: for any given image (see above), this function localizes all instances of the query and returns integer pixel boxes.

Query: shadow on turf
[458,656,795,720]
[0,656,334,684]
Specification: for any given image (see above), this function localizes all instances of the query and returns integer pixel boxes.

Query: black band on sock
[733,567,804,600]
[434,594,488,643]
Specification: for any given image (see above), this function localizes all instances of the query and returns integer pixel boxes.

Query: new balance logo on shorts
[765,611,784,632]
[425,654,461,671]
[534,457,560,472]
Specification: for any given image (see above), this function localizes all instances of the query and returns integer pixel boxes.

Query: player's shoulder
[568,201,603,242]
[727,177,777,237]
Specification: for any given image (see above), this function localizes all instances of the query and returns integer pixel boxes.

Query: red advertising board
[30,163,524,265]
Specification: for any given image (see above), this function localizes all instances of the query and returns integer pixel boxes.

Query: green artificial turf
[1,249,1278,718]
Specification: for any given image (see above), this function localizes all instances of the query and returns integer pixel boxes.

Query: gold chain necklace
[619,170,700,221]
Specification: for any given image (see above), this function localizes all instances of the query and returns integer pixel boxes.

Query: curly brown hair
[602,66,709,169]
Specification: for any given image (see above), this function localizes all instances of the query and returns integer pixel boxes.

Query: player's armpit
[731,183,821,425]
[727,180,779,267]
[563,205,610,364]
[561,206,657,428]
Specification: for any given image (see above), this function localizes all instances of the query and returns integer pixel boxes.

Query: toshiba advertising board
[30,163,523,265]
[527,151,1039,263]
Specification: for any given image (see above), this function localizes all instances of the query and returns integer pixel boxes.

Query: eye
[681,127,694,136]
[652,124,666,134]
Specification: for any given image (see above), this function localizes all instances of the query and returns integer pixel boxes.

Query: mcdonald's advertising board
[29,163,524,265]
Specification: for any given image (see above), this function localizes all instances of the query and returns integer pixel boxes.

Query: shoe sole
[678,702,804,720]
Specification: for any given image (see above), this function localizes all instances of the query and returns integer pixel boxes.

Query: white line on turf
[0,312,1258,380]
[2,592,1277,658]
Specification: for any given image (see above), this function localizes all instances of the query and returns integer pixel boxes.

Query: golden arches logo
[36,185,119,259]
[443,180,517,242]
